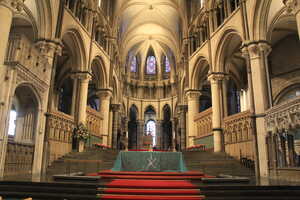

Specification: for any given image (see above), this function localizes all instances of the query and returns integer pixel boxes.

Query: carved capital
[283,0,300,14]
[178,104,188,113]
[111,104,121,112]
[185,89,201,100]
[245,42,272,59]
[96,88,113,100]
[208,72,226,84]
[71,71,92,84]
[35,39,63,57]
[0,0,24,12]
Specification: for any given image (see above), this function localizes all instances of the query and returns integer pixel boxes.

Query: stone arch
[144,104,156,115]
[128,104,139,149]
[90,56,108,89]
[162,104,172,119]
[61,28,87,71]
[20,0,53,40]
[129,104,139,120]
[4,83,41,176]
[112,76,119,103]
[274,83,300,105]
[214,28,243,72]
[191,56,210,90]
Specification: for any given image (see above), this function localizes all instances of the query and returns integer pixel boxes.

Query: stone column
[137,120,144,149]
[222,78,228,117]
[283,0,300,38]
[178,105,188,150]
[171,118,176,151]
[75,72,91,124]
[97,89,112,145]
[111,104,120,149]
[208,73,225,153]
[186,90,201,147]
[0,0,23,179]
[70,77,78,116]
[155,120,162,149]
[245,42,271,177]
[32,41,62,181]
[0,0,22,95]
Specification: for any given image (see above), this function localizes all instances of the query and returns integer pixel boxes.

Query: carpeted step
[97,170,205,176]
[104,179,199,189]
[99,194,205,200]
[99,174,209,180]
[100,188,201,195]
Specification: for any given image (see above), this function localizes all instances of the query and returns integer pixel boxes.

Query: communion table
[111,151,187,172]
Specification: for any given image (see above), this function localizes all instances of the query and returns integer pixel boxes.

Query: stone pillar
[97,89,112,145]
[70,77,78,116]
[155,120,162,149]
[111,104,120,149]
[245,42,271,177]
[178,105,188,150]
[208,73,225,152]
[283,0,300,38]
[137,120,144,149]
[0,0,22,95]
[75,72,91,124]
[222,78,228,117]
[287,134,295,167]
[186,90,201,147]
[171,118,176,152]
[32,41,62,181]
[0,0,23,179]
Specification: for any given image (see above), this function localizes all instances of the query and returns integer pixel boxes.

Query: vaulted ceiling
[114,0,186,62]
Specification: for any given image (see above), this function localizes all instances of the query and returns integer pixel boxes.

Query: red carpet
[97,171,207,200]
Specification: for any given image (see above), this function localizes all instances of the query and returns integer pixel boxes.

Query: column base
[78,140,85,152]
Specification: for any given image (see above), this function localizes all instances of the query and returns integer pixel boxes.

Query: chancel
[0,0,300,200]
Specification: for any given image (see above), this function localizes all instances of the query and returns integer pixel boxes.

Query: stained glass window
[146,56,156,74]
[130,56,137,72]
[165,56,170,73]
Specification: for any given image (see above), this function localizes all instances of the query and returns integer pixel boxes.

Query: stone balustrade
[86,106,103,144]
[223,110,254,160]
[45,111,75,165]
[265,96,300,134]
[194,108,213,138]
[193,108,213,149]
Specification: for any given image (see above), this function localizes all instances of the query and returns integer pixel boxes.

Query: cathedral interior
[1,0,300,199]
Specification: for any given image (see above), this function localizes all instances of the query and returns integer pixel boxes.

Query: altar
[111,151,187,172]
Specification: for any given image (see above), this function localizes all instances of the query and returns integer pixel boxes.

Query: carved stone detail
[265,96,300,134]
[208,73,226,84]
[185,89,201,100]
[283,0,300,14]
[110,104,121,112]
[245,42,272,59]
[0,0,24,12]
[96,88,112,100]
[35,40,63,58]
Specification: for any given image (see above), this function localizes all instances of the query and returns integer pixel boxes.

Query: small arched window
[165,56,171,73]
[277,86,300,104]
[146,56,156,74]
[130,56,137,73]
[8,106,17,136]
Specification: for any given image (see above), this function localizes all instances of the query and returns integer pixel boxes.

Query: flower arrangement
[73,123,89,141]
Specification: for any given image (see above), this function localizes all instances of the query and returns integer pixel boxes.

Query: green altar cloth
[111,151,187,172]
